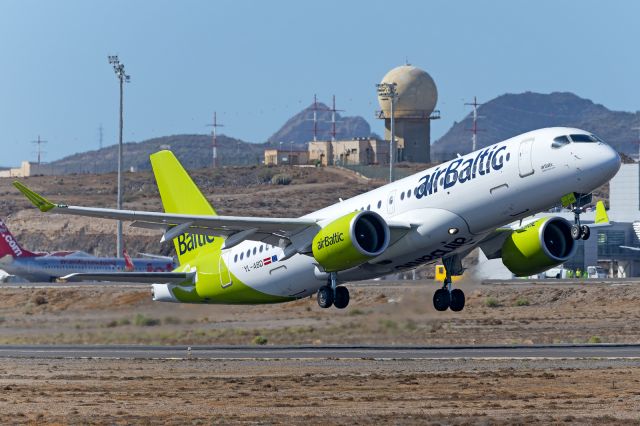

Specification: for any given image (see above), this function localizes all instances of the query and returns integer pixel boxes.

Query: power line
[30,135,47,165]
[206,112,224,168]
[465,96,484,152]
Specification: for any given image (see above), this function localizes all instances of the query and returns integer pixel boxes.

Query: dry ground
[0,358,639,425]
[1,280,640,346]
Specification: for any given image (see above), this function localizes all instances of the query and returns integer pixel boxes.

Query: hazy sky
[1,0,638,166]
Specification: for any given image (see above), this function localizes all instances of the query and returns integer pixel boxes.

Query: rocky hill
[268,102,375,144]
[432,92,640,161]
[41,134,264,174]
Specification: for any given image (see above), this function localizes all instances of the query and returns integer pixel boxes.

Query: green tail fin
[150,150,221,265]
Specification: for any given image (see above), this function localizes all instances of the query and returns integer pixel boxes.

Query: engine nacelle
[502,217,577,277]
[312,211,390,272]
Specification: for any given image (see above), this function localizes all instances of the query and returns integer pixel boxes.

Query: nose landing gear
[567,193,592,241]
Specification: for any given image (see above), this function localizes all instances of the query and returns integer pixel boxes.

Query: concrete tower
[377,65,438,163]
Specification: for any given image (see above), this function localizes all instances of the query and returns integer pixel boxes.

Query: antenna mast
[328,95,344,142]
[465,96,483,152]
[98,124,103,149]
[31,135,47,165]
[206,112,224,168]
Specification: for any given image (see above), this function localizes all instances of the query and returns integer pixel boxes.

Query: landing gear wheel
[570,224,581,240]
[433,288,450,312]
[333,286,350,309]
[317,286,334,308]
[449,288,465,312]
[580,225,591,240]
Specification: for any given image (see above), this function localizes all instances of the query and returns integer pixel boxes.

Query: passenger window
[259,245,263,253]
[253,247,256,255]
[377,200,382,209]
[400,192,405,200]
[407,190,411,198]
[552,136,570,149]
[367,204,370,210]
[234,254,238,262]
[246,249,251,257]
[240,253,244,260]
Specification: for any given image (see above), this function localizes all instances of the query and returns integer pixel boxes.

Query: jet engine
[312,211,389,272]
[501,217,577,277]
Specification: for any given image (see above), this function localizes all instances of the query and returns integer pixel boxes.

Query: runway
[0,344,639,360]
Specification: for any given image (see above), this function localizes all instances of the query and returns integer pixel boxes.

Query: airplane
[14,127,621,311]
[620,246,640,251]
[0,218,175,282]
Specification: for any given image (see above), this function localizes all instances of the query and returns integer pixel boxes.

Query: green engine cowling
[312,211,390,272]
[502,217,577,277]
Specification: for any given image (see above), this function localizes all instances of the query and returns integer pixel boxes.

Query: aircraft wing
[61,271,195,283]
[620,246,640,252]
[14,181,320,250]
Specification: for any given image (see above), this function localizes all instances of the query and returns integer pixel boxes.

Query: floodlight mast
[108,55,130,258]
[377,82,397,182]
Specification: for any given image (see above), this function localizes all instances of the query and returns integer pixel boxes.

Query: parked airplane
[14,127,620,311]
[0,218,175,282]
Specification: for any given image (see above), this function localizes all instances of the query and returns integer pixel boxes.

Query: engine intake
[502,217,577,277]
[312,211,390,272]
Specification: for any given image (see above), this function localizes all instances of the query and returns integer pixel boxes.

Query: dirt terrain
[1,280,640,424]
[1,357,639,425]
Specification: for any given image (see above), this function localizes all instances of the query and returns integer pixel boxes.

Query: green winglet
[12,181,57,212]
[594,201,609,224]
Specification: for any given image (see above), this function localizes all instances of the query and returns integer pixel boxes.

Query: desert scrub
[134,314,160,327]
[515,297,530,306]
[271,174,292,185]
[484,297,500,308]
[252,335,268,345]
[588,335,602,344]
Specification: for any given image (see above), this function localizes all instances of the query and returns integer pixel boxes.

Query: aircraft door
[518,138,535,177]
[387,190,397,215]
[219,250,233,288]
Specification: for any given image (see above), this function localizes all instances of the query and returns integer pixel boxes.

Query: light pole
[377,82,397,182]
[108,55,130,258]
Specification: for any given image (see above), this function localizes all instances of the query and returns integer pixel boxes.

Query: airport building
[308,138,389,166]
[0,161,37,178]
[263,149,309,166]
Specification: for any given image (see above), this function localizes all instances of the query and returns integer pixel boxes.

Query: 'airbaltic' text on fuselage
[415,145,510,199]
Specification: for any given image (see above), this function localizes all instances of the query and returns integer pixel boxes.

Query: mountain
[432,92,640,161]
[40,134,265,174]
[268,102,375,144]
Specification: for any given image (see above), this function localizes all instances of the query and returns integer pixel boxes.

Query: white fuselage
[0,255,175,282]
[214,128,621,298]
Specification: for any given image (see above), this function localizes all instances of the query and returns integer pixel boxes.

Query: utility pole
[206,112,224,168]
[31,135,47,165]
[465,96,483,152]
[328,95,343,142]
[108,55,130,258]
[377,82,397,182]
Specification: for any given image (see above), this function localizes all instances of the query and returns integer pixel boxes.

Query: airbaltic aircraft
[0,218,175,282]
[15,127,620,311]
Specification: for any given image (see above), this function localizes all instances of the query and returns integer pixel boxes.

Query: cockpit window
[569,134,598,143]
[552,135,570,148]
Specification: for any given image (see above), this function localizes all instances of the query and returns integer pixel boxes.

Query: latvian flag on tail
[263,255,278,265]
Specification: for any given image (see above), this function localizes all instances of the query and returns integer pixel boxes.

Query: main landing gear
[317,272,350,309]
[433,256,465,312]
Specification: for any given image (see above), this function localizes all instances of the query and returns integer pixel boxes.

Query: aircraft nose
[600,143,621,180]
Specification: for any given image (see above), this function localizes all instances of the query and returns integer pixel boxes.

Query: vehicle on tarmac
[0,218,175,282]
[15,127,620,311]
